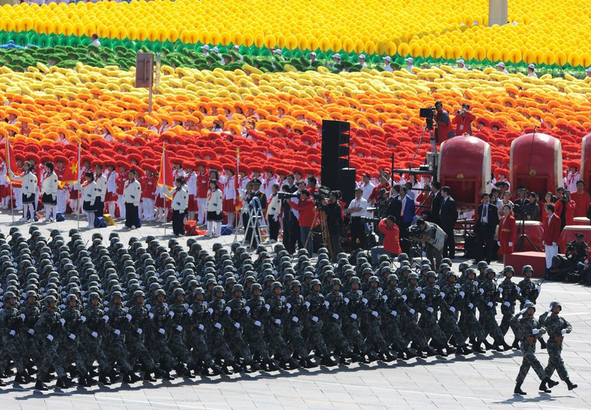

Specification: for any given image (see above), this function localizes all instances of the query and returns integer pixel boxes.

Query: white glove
[561,329,567,335]
[520,308,528,314]
[503,301,510,307]
[516,286,521,293]
[371,310,379,317]
[169,311,175,318]
[536,285,542,293]
[47,334,54,342]
[81,316,87,323]
[497,241,501,246]
[312,316,318,322]
[324,301,329,308]
[254,320,262,327]
[532,328,540,335]
[402,295,407,301]
[146,304,152,310]
[281,296,286,302]
[426,307,434,313]
[114,329,121,336]
[91,331,98,338]
[104,308,109,312]
[487,302,493,308]
[344,297,349,304]
[409,308,415,315]
[137,328,143,335]
[244,306,250,313]
[390,310,397,317]
[233,322,240,329]
[449,306,456,313]
[440,292,445,298]
[509,242,513,247]
[332,313,339,320]
[126,314,132,321]
[285,303,291,310]
[304,301,311,309]
[69,333,76,340]
[420,294,425,300]
[265,304,270,311]
[102,315,109,322]
[459,291,465,298]
[362,298,368,305]
[275,319,281,325]
[378,287,383,293]
[198,324,205,331]
[292,316,299,323]
[417,287,422,292]
[28,328,34,335]
[479,288,484,294]
[176,325,183,332]
[350,313,358,320]
[468,303,474,309]
[215,322,222,329]
[9,329,16,336]
[382,295,388,302]
[225,306,231,314]
[20,314,25,320]
[498,287,504,293]
[207,308,213,314]
[158,328,166,334]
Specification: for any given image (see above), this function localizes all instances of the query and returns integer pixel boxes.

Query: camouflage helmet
[232,284,244,293]
[441,258,452,266]
[426,271,437,279]
[66,294,79,303]
[349,276,361,285]
[446,271,458,280]
[484,267,496,277]
[458,262,470,271]
[330,278,342,287]
[251,283,263,292]
[523,301,536,311]
[397,253,409,262]
[439,263,450,271]
[271,281,283,291]
[212,285,224,294]
[549,301,562,310]
[503,266,515,275]
[3,291,16,302]
[310,279,321,287]
[43,295,57,306]
[88,292,101,301]
[154,289,166,297]
[368,275,379,283]
[111,291,123,301]
[387,273,399,282]
[133,290,145,299]
[192,287,205,296]
[173,288,185,297]
[465,268,477,277]
[290,280,301,290]
[477,261,489,269]
[522,265,533,274]
[408,272,419,280]
[25,290,38,299]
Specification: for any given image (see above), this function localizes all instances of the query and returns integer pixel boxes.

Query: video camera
[277,191,299,200]
[360,216,381,223]
[312,185,331,204]
[419,107,435,130]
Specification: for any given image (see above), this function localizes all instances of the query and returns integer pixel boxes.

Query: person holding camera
[321,191,344,258]
[433,101,454,149]
[287,190,315,255]
[345,188,368,250]
[370,216,401,264]
[452,103,476,136]
[409,219,446,268]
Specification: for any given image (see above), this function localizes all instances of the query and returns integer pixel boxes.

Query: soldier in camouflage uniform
[420,271,455,356]
[439,272,471,355]
[60,294,91,386]
[266,282,300,369]
[363,276,396,361]
[511,302,558,395]
[401,273,437,357]
[244,283,278,370]
[34,295,71,390]
[126,290,158,381]
[208,285,241,374]
[343,276,378,362]
[147,289,180,378]
[0,292,26,385]
[323,278,353,363]
[168,288,196,376]
[284,280,316,368]
[518,265,541,308]
[458,269,488,353]
[498,266,521,348]
[479,268,511,350]
[304,279,338,366]
[19,290,42,380]
[82,292,112,384]
[106,291,141,383]
[538,301,578,390]
[188,288,222,375]
[224,284,258,372]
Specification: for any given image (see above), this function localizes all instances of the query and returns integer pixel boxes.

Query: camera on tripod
[312,185,331,205]
[277,191,299,200]
[419,107,435,130]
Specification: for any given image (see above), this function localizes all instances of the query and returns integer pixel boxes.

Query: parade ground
[0,213,589,410]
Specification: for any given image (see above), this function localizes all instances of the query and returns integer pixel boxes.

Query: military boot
[98,371,111,385]
[514,382,526,395]
[34,378,48,391]
[539,338,547,349]
[56,376,73,389]
[566,379,578,390]
[14,372,27,384]
[143,372,157,382]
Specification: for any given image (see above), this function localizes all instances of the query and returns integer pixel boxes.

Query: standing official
[170,177,189,236]
[94,164,107,218]
[41,162,58,222]
[439,186,458,258]
[345,188,368,250]
[123,169,142,229]
[474,193,499,263]
[543,203,561,270]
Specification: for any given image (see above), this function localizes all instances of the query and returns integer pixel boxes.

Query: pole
[162,143,166,237]
[390,153,395,190]
[77,138,81,230]
[6,138,14,223]
[148,83,153,115]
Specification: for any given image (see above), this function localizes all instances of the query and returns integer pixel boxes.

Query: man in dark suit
[398,186,415,254]
[513,187,529,221]
[430,181,442,225]
[474,192,499,263]
[440,186,458,259]
[386,184,402,220]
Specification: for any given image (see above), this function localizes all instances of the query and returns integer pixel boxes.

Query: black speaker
[321,120,350,190]
[337,168,357,204]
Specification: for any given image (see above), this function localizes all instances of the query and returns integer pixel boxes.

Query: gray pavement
[0,211,590,410]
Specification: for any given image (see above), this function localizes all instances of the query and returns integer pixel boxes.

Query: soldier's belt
[526,336,536,347]
[553,336,563,347]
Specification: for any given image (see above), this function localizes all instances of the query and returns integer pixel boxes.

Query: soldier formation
[0,226,578,394]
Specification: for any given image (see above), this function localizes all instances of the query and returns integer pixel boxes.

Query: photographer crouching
[408,218,447,268]
[370,215,401,264]
[320,190,344,259]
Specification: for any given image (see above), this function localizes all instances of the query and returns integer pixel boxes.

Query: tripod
[304,207,332,256]
[514,128,539,252]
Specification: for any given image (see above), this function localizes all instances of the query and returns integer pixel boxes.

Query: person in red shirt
[434,101,454,148]
[196,163,209,225]
[497,205,516,262]
[377,216,401,255]
[543,203,561,270]
[451,103,476,136]
[554,190,575,229]
[116,163,129,219]
[570,180,590,218]
[287,190,316,255]
[140,165,157,221]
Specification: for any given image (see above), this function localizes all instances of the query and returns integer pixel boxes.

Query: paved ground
[0,211,590,410]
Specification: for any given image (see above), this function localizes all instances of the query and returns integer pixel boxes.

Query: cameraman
[281,175,299,254]
[345,188,368,250]
[433,101,454,150]
[287,190,315,255]
[371,215,401,264]
[321,191,344,258]
[409,218,446,268]
[266,183,281,243]
[451,103,476,136]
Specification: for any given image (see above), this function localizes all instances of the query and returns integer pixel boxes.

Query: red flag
[5,138,21,187]
[157,144,174,199]
[59,140,80,188]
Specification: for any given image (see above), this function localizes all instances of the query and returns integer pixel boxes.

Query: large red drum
[438,136,491,208]
[580,134,591,187]
[558,225,591,252]
[515,221,544,252]
[510,133,562,196]
[573,217,590,226]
